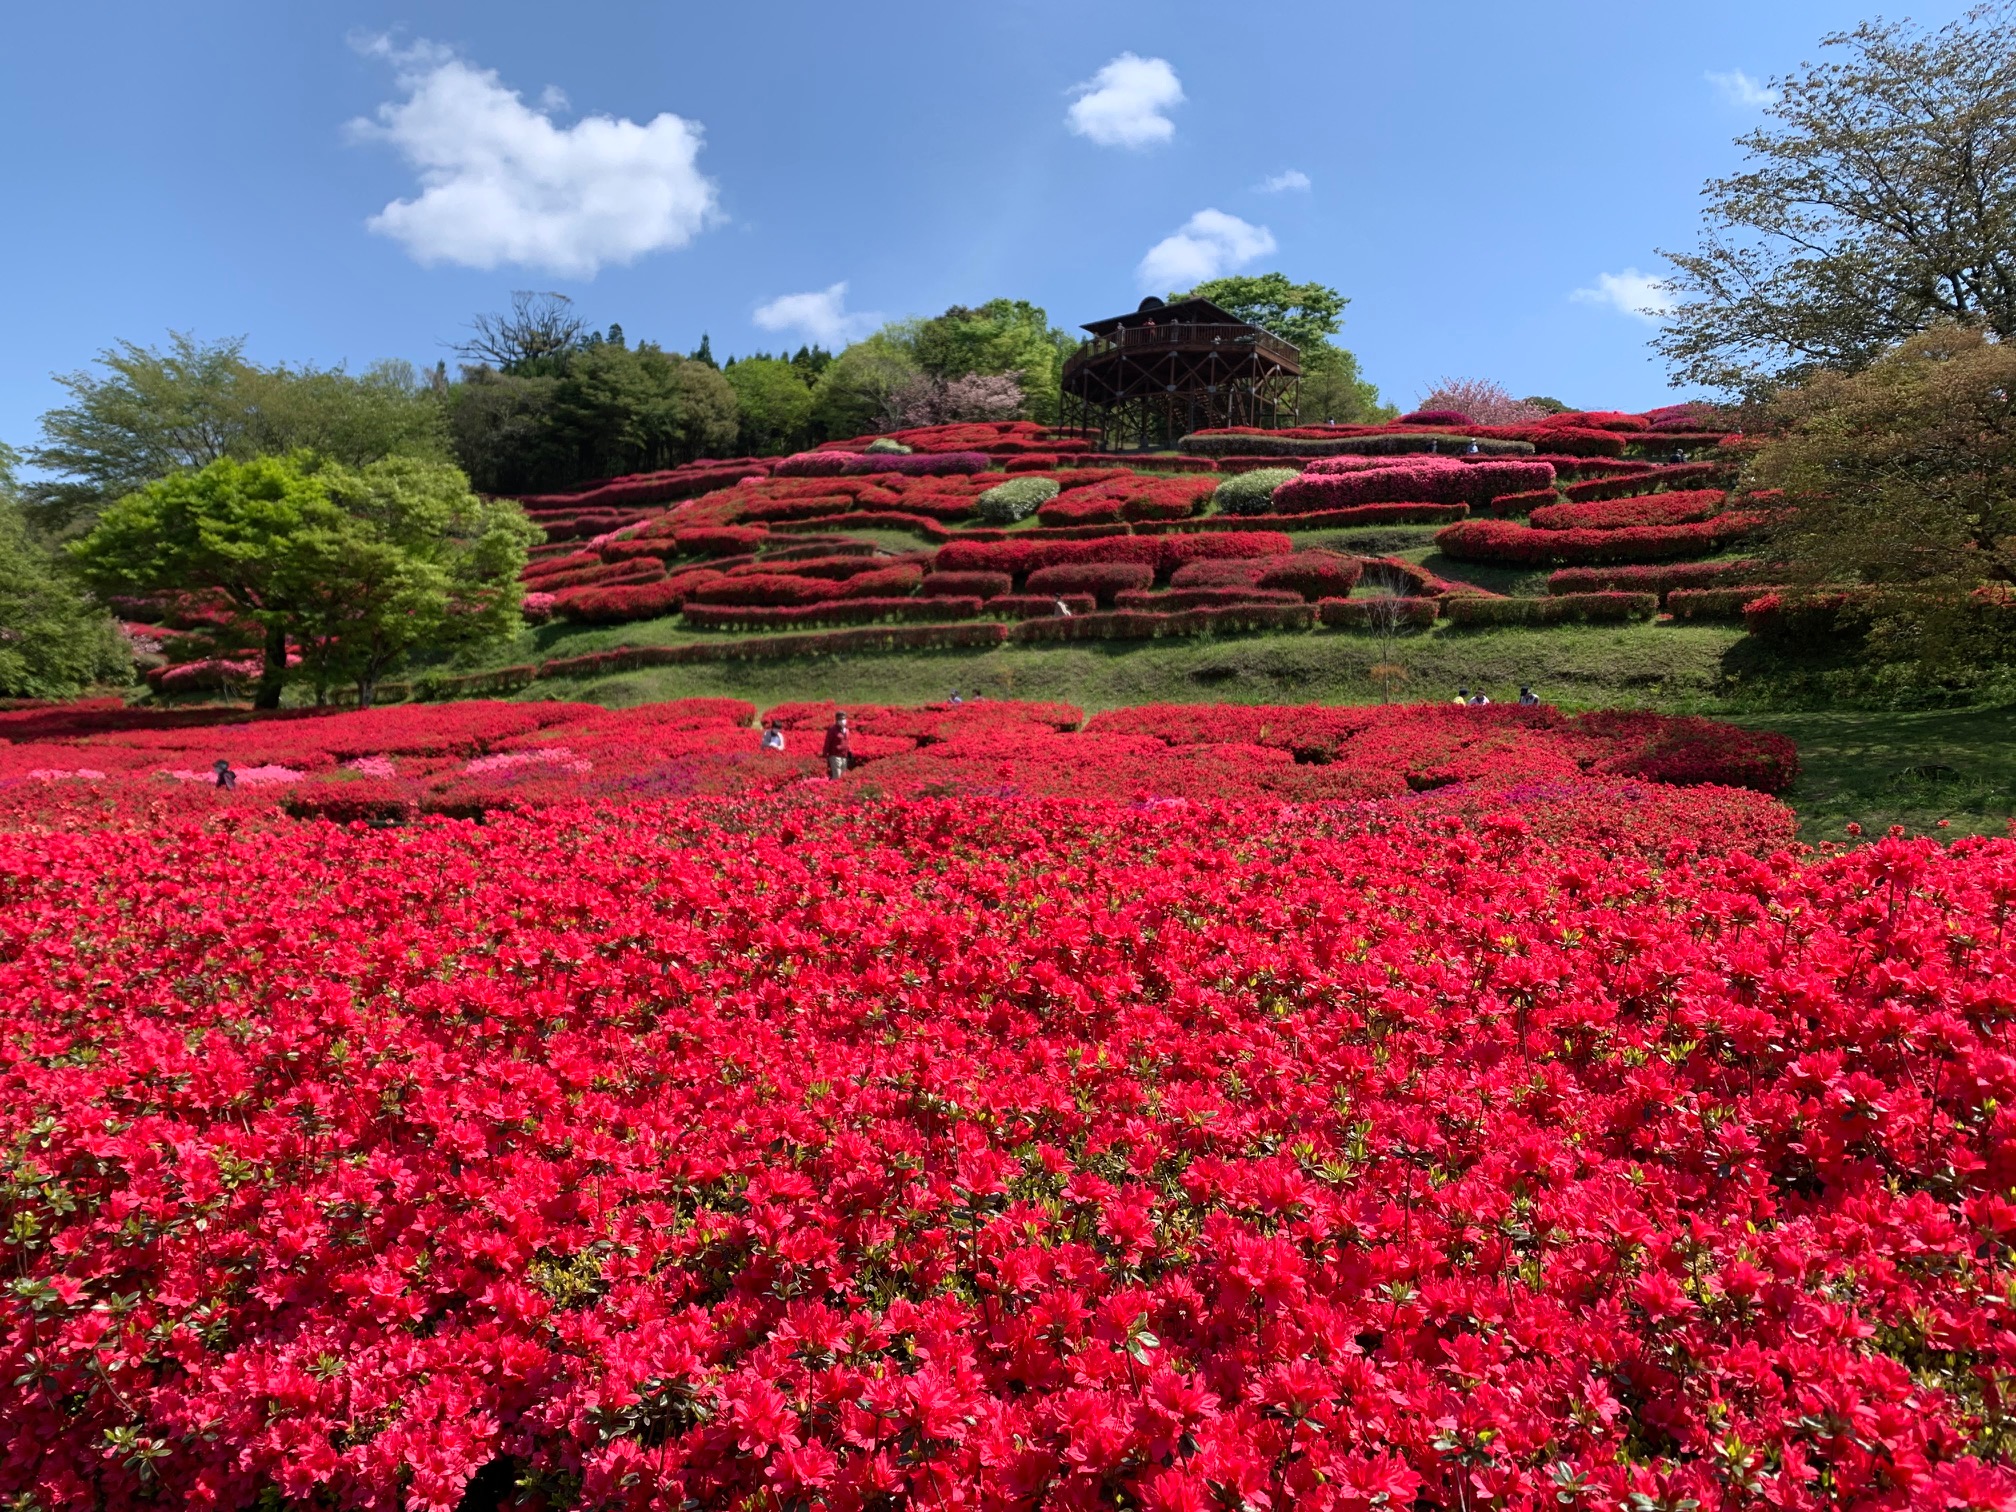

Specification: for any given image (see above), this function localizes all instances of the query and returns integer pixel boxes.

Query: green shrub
[865,438,913,454]
[976,475,1060,524]
[1211,467,1301,517]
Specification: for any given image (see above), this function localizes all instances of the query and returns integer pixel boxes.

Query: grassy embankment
[457,523,2016,841]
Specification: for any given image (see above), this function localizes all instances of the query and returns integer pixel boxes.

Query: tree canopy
[25,335,449,533]
[442,341,740,494]
[1179,273,1391,422]
[0,444,129,700]
[1748,324,2016,674]
[72,455,533,708]
[1658,5,2016,395]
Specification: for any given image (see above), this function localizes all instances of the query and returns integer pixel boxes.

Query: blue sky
[0,0,1969,450]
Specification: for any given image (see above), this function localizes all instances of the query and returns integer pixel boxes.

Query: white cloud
[349,37,719,277]
[1571,268,1677,323]
[1706,69,1780,107]
[1137,209,1276,290]
[752,282,880,347]
[1066,53,1184,149]
[1256,169,1311,194]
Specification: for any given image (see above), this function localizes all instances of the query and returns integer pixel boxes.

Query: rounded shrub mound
[1211,467,1301,517]
[976,475,1060,524]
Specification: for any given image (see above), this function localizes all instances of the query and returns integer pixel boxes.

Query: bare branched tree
[451,292,586,373]
[1657,4,2016,396]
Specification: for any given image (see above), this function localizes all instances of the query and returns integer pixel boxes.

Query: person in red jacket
[822,712,851,780]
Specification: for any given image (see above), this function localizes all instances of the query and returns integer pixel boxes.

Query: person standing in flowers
[822,712,851,780]
[760,722,785,752]
[212,759,237,791]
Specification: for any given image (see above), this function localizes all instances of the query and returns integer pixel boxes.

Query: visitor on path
[1453,688,1471,706]
[1053,597,1072,617]
[760,722,785,752]
[948,691,964,706]
[1469,691,1493,706]
[212,759,237,791]
[1518,686,1540,706]
[822,713,851,780]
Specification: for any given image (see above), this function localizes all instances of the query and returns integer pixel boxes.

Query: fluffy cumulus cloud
[349,38,719,277]
[1066,53,1184,149]
[1707,69,1780,107]
[1136,210,1276,290]
[1571,268,1678,323]
[1256,169,1311,193]
[752,282,881,347]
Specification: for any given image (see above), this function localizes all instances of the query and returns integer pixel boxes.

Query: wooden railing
[1063,322,1300,376]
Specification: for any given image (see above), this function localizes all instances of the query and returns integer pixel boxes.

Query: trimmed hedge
[1666,586,1785,621]
[1024,562,1157,606]
[1442,592,1660,626]
[1141,504,1466,533]
[1547,560,1764,598]
[1434,515,1762,566]
[1529,491,1727,532]
[1257,551,1363,601]
[976,475,1061,524]
[1560,463,1719,502]
[1317,596,1440,629]
[1180,432,1535,458]
[681,597,984,631]
[1211,467,1302,516]
[774,450,992,477]
[1009,603,1316,643]
[1274,460,1555,512]
[919,571,1013,599]
[1114,587,1308,611]
[553,572,723,625]
[986,593,1098,619]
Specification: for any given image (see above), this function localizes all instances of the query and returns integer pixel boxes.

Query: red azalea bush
[1275,460,1555,512]
[1024,562,1158,606]
[920,571,1013,599]
[1435,515,1762,566]
[553,572,722,625]
[1255,551,1363,601]
[983,593,1100,619]
[1559,464,1721,503]
[685,572,853,608]
[1529,490,1729,531]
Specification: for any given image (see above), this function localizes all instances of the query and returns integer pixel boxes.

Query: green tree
[809,336,923,441]
[26,334,448,533]
[910,300,1076,422]
[1658,6,2016,395]
[72,454,532,709]
[1178,273,1351,354]
[0,445,129,699]
[284,458,537,706]
[725,356,816,454]
[1748,324,2016,671]
[1179,272,1391,421]
[442,342,740,492]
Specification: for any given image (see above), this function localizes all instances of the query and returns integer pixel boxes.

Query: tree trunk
[355,676,377,711]
[254,621,287,710]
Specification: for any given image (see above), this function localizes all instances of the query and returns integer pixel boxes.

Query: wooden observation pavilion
[1060,296,1301,450]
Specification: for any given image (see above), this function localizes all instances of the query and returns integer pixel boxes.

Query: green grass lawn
[520,620,1744,713]
[1727,705,2016,843]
